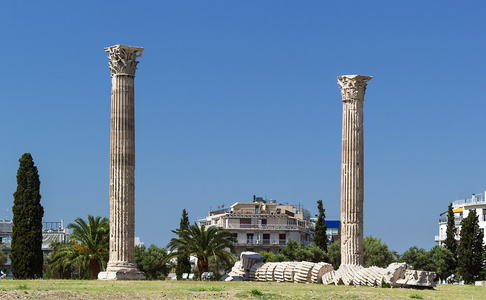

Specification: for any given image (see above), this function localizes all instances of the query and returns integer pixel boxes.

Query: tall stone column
[338,75,372,266]
[98,45,146,280]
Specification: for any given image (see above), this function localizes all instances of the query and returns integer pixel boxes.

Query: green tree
[278,239,303,261]
[208,253,236,280]
[457,209,484,284]
[135,244,171,280]
[0,247,7,269]
[167,223,236,280]
[429,245,456,282]
[299,242,328,263]
[313,200,328,252]
[11,153,44,279]
[67,215,109,279]
[363,236,395,268]
[268,241,328,263]
[44,241,75,279]
[444,203,457,257]
[327,241,341,269]
[400,246,434,271]
[49,240,90,279]
[260,251,286,262]
[259,251,276,262]
[268,253,287,262]
[175,209,191,280]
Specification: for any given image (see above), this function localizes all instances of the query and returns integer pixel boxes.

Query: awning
[453,207,463,213]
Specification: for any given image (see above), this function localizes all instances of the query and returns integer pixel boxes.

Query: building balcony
[453,195,485,207]
[207,223,309,231]
[235,239,287,246]
[435,234,459,243]
[438,217,463,225]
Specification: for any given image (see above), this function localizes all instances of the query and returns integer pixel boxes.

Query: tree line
[306,199,485,284]
[2,154,485,283]
[2,153,237,280]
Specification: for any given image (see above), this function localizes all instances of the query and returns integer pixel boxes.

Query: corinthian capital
[337,75,372,101]
[105,45,144,77]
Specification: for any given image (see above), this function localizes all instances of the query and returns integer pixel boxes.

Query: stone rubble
[224,252,436,288]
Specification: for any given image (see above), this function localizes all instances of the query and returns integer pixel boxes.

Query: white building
[436,191,486,245]
[198,196,314,255]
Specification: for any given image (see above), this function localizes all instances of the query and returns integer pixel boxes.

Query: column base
[98,262,146,280]
[98,269,146,280]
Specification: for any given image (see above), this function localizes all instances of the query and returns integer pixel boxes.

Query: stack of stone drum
[225,252,436,289]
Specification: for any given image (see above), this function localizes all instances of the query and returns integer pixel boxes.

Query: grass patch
[16,284,28,290]
[0,280,483,299]
[250,288,263,296]
[235,291,249,298]
[189,286,224,292]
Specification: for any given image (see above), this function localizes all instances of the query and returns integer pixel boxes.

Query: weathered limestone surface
[396,270,436,288]
[293,261,315,283]
[249,262,264,281]
[98,45,145,281]
[240,251,264,270]
[323,263,436,288]
[273,262,290,282]
[283,262,298,282]
[226,252,263,281]
[338,75,372,266]
[225,259,436,289]
[310,262,331,283]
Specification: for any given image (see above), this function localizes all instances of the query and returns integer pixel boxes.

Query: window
[263,233,270,245]
[240,218,251,228]
[247,233,254,244]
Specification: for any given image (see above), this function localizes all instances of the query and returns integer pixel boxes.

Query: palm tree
[167,223,236,280]
[67,215,109,279]
[48,240,89,279]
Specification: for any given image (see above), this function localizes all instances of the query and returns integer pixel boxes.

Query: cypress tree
[175,209,191,279]
[11,153,44,279]
[444,203,457,257]
[457,209,484,284]
[313,200,328,252]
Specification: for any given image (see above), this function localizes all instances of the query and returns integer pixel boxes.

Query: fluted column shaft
[109,74,135,265]
[338,75,372,266]
[104,45,143,273]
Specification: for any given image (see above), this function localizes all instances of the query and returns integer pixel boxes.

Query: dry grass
[0,280,484,299]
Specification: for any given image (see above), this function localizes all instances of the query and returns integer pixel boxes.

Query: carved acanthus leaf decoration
[105,45,144,77]
[337,75,372,101]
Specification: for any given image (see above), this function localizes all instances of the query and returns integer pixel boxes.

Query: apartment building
[198,196,314,255]
[435,191,486,245]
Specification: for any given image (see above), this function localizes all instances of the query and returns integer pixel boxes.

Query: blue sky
[1,1,484,254]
